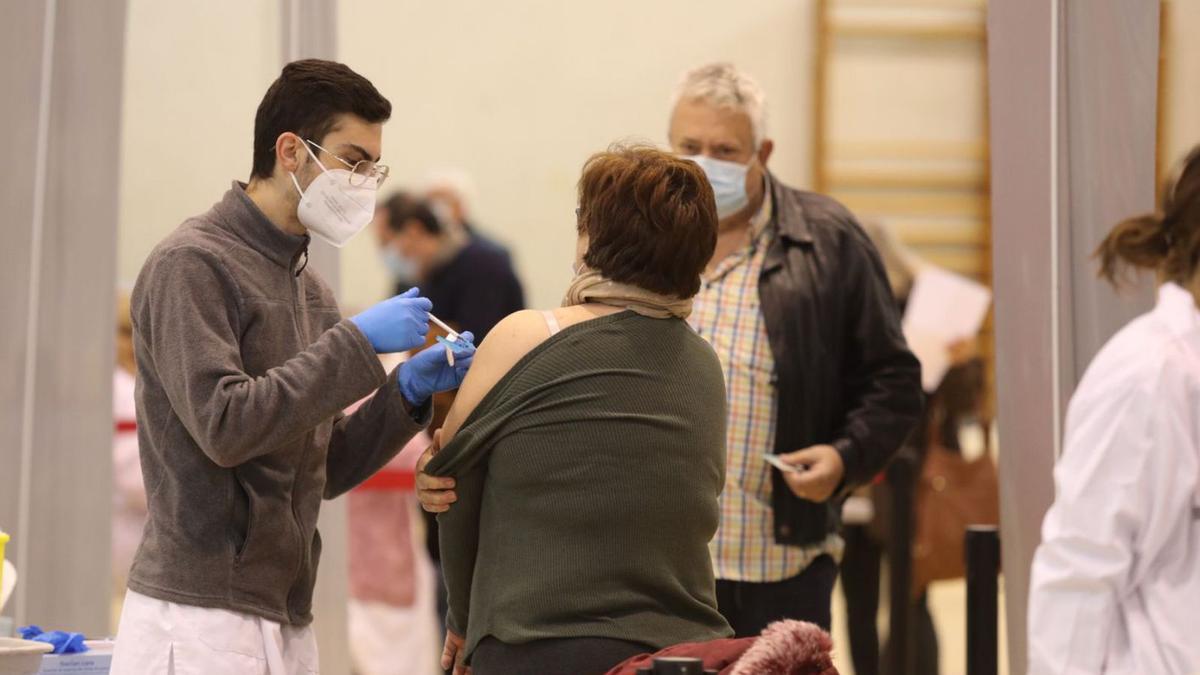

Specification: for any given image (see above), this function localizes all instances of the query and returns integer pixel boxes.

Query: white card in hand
[764,454,801,473]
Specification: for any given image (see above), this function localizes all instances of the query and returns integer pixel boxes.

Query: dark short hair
[577,144,717,298]
[380,192,441,235]
[251,59,392,180]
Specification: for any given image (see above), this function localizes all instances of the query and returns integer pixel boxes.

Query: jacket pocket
[231,475,255,566]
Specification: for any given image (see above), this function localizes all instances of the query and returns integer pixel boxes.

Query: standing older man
[669,62,922,635]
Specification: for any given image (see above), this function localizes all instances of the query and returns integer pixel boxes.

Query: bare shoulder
[439,309,551,441]
[476,310,553,370]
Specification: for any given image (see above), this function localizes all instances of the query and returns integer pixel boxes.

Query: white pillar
[0,0,127,636]
[279,2,352,672]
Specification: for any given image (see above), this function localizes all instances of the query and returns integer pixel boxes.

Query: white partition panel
[0,0,127,636]
[987,0,1158,670]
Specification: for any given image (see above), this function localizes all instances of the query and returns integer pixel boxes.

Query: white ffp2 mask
[290,142,377,248]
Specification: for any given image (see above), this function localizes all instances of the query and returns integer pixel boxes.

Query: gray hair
[419,167,477,215]
[671,62,767,146]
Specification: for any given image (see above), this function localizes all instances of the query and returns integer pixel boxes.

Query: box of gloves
[37,640,113,675]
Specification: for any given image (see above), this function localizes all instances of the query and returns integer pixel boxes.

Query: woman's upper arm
[439,310,549,442]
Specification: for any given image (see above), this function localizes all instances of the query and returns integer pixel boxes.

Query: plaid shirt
[690,193,842,582]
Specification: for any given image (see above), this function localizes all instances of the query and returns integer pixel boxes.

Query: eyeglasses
[306,139,390,189]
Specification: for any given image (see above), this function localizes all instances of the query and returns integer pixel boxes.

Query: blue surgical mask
[380,247,418,282]
[686,155,750,219]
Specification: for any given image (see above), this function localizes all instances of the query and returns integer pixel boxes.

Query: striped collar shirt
[689,190,842,582]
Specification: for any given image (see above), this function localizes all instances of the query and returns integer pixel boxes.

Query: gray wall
[988,0,1158,670]
[0,0,127,634]
[1060,2,1160,377]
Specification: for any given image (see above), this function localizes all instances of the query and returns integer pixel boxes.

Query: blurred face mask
[380,246,419,282]
[289,140,378,248]
[686,154,750,219]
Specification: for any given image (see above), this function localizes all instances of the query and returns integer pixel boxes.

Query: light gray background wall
[1060,1,1159,379]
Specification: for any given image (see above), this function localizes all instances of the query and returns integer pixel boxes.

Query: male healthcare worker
[110,59,475,674]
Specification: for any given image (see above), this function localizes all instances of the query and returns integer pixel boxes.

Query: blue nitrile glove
[398,332,476,406]
[18,625,88,654]
[350,287,432,354]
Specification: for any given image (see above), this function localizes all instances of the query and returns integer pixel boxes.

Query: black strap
[292,236,310,277]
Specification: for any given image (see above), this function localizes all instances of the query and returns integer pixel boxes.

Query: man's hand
[416,429,457,513]
[441,628,470,675]
[350,287,432,354]
[778,444,845,503]
[398,332,476,406]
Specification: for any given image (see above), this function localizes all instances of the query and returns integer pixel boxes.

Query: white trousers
[110,590,319,675]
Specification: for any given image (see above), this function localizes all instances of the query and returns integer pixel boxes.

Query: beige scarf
[561,267,693,319]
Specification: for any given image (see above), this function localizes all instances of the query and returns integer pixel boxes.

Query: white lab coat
[1028,283,1200,674]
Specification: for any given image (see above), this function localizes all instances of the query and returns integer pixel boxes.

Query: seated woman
[421,144,734,675]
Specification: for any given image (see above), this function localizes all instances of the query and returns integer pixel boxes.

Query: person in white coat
[1028,148,1200,674]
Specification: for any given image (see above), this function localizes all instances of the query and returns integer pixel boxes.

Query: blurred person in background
[373,191,525,641]
[111,291,145,626]
[420,168,518,270]
[1028,148,1200,674]
[667,61,923,636]
[838,221,914,675]
[898,351,989,674]
[347,378,440,675]
[841,222,993,675]
[374,191,524,342]
[421,169,484,241]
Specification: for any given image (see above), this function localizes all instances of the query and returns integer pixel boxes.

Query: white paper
[902,266,992,392]
[905,327,952,393]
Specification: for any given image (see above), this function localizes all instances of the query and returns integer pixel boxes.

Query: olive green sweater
[426,310,734,661]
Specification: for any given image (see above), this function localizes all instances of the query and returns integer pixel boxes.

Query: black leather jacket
[758,175,923,546]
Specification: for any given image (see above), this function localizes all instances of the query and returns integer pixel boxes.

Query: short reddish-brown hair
[577,144,717,298]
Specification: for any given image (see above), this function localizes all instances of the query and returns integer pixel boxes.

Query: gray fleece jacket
[127,182,428,625]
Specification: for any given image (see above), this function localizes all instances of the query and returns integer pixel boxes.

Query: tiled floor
[830,576,1009,675]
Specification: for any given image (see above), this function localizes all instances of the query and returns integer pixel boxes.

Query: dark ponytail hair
[1095,213,1169,285]
[1096,145,1200,288]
